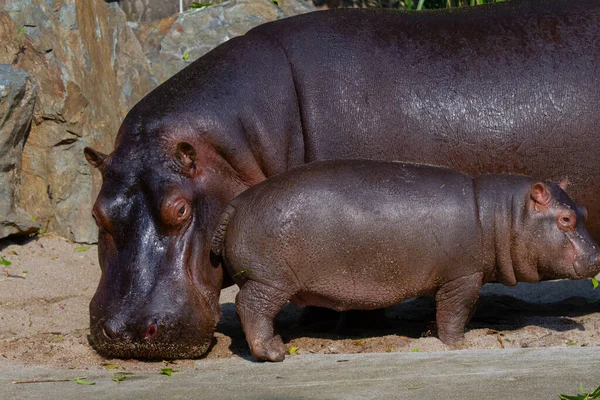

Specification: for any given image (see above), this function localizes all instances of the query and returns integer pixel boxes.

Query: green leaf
[8,251,17,255]
[1,257,11,266]
[411,347,419,352]
[566,340,578,347]
[73,376,95,385]
[182,52,190,61]
[104,365,119,369]
[74,246,89,253]
[233,269,252,278]
[112,372,134,383]
[22,270,28,275]
[592,277,598,289]
[189,2,212,9]
[558,395,586,400]
[160,367,179,376]
[288,346,299,355]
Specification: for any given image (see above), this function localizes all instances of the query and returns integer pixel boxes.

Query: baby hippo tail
[211,204,236,256]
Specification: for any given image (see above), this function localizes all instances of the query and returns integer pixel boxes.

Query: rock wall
[0,65,39,238]
[0,0,314,242]
[134,0,315,84]
[1,0,157,242]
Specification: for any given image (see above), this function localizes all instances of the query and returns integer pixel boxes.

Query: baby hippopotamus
[211,160,600,362]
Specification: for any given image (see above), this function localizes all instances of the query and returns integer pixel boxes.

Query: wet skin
[212,160,600,362]
[85,0,600,359]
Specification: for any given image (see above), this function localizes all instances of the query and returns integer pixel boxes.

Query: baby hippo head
[514,181,600,281]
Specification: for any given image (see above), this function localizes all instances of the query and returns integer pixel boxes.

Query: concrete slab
[3,347,600,399]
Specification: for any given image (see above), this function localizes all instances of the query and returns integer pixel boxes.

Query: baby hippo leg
[236,280,290,362]
[435,272,483,345]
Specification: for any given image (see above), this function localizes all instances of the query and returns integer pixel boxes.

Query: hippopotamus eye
[164,198,191,226]
[557,212,576,232]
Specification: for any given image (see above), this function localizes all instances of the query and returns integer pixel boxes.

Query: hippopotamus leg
[236,280,290,362]
[435,272,483,345]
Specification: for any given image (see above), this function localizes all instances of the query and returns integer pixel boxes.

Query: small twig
[497,333,505,349]
[12,378,72,384]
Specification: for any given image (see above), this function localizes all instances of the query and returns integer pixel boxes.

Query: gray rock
[135,0,316,85]
[0,64,39,238]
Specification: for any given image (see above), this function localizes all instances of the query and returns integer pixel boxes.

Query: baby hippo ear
[559,177,569,191]
[530,182,552,211]
[174,142,199,177]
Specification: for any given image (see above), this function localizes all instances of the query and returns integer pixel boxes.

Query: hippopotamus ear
[84,147,107,170]
[174,142,198,177]
[530,182,552,211]
[559,177,569,191]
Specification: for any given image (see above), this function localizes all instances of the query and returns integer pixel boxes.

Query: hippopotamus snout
[89,281,218,360]
[572,245,600,279]
[99,317,160,342]
[563,217,600,279]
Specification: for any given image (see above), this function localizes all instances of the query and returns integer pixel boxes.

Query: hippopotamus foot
[435,273,483,345]
[236,281,290,362]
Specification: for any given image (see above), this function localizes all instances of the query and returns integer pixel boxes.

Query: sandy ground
[1,235,600,373]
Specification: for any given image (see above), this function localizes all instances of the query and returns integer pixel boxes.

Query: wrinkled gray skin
[212,160,600,362]
[85,0,600,359]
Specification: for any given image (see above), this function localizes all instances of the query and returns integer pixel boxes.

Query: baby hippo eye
[557,212,576,232]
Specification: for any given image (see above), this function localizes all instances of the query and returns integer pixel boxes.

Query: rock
[0,64,39,238]
[116,0,314,23]
[0,0,157,243]
[134,0,315,85]
[0,0,313,243]
[116,0,196,23]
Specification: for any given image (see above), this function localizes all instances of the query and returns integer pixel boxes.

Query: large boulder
[0,64,39,238]
[134,0,315,85]
[0,0,157,242]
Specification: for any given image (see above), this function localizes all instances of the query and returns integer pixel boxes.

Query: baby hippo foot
[248,334,287,362]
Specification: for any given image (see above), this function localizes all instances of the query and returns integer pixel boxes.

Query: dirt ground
[1,235,600,373]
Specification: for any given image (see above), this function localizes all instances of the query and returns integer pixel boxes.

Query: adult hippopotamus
[211,160,600,362]
[84,0,600,359]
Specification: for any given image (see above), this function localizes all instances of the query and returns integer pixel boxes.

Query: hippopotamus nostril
[102,323,119,341]
[144,321,159,340]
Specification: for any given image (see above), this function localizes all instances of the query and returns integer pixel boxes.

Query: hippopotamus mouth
[567,233,600,279]
[89,322,214,360]
[90,339,213,360]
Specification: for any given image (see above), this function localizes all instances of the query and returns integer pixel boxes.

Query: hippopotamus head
[84,134,250,359]
[507,180,600,282]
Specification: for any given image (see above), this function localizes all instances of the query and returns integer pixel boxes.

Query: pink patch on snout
[145,322,158,339]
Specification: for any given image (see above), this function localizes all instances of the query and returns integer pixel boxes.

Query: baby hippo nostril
[144,321,159,340]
